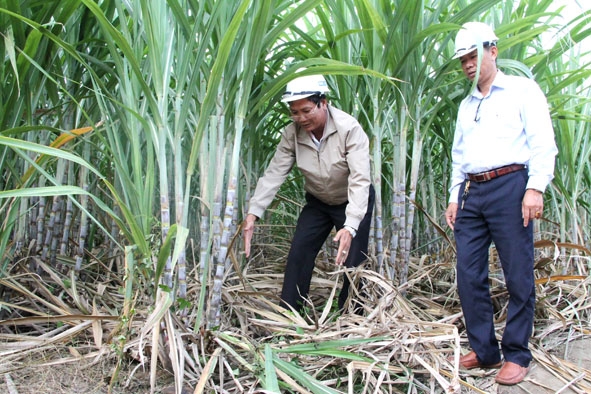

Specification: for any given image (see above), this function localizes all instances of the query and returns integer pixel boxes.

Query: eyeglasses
[474,98,483,122]
[290,104,320,121]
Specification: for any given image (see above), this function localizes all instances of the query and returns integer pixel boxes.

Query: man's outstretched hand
[242,214,258,258]
[333,228,352,266]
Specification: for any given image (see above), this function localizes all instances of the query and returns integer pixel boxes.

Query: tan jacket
[248,105,371,229]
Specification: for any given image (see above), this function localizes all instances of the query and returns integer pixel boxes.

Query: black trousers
[280,185,375,312]
[454,169,534,367]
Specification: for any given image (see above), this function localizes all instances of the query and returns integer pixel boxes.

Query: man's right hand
[242,214,258,258]
[445,203,458,231]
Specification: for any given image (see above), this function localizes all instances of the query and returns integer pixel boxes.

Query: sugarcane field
[0,1,590,393]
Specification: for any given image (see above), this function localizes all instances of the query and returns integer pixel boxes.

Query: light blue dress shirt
[449,71,558,203]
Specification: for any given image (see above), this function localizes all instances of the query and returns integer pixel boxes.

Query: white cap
[453,22,498,59]
[281,75,330,102]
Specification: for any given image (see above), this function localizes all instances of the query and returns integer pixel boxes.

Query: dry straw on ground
[0,237,590,393]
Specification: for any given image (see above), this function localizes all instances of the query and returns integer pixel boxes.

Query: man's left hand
[522,189,544,227]
[334,228,353,266]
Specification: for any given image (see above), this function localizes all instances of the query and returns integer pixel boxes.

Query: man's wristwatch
[343,225,357,238]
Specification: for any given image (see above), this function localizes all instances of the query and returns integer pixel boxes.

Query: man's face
[459,46,497,82]
[288,98,327,133]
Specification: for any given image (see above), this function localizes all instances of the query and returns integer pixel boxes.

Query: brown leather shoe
[457,351,502,370]
[495,361,529,385]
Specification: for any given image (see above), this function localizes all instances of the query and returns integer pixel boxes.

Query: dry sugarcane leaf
[91,300,103,349]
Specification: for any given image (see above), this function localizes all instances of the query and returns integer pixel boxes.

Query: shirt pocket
[488,107,523,141]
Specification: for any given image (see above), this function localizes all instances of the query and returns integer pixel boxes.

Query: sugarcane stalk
[41,203,57,264]
[370,100,384,272]
[75,166,89,272]
[49,197,62,267]
[35,184,46,256]
[174,129,187,305]
[28,196,38,251]
[195,128,212,331]
[207,111,226,329]
[390,116,408,284]
[60,162,74,257]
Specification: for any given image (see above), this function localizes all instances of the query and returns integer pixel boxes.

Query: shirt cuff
[343,225,357,238]
[449,184,461,204]
[526,177,548,193]
[248,205,266,219]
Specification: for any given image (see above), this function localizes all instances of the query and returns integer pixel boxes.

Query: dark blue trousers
[454,169,534,368]
[280,185,375,312]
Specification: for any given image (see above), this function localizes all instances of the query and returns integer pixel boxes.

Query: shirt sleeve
[247,127,296,218]
[522,80,558,192]
[449,102,467,204]
[344,123,371,230]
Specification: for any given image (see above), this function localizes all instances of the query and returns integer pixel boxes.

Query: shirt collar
[471,70,507,99]
[296,105,335,147]
[492,70,510,89]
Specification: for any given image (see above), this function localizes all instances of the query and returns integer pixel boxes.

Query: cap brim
[453,47,477,59]
[453,41,497,59]
[281,93,315,103]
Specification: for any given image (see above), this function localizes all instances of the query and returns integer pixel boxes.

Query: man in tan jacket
[243,74,374,313]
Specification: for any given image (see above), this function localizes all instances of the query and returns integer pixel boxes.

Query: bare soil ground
[460,337,591,394]
[0,354,175,394]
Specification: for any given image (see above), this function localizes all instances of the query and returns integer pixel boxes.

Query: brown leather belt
[467,164,526,182]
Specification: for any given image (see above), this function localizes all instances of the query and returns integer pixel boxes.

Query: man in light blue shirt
[445,22,557,386]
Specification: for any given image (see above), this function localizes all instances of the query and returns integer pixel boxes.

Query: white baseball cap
[453,22,498,59]
[281,75,330,102]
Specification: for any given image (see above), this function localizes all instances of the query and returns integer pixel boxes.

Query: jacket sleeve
[344,122,371,230]
[247,127,296,218]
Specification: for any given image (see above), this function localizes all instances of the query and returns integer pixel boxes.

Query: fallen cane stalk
[555,373,586,394]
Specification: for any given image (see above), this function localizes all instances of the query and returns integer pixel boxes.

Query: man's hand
[333,228,353,266]
[445,203,458,231]
[522,189,543,227]
[242,214,258,258]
